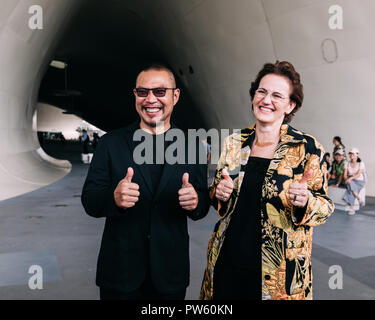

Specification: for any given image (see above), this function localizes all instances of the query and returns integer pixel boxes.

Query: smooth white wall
[0,0,80,200]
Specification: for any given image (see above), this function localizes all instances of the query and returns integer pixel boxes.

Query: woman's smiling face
[252,74,296,126]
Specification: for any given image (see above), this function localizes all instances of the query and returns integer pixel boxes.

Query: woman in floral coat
[200,61,334,300]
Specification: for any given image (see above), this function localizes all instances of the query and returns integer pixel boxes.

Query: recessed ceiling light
[50,60,67,69]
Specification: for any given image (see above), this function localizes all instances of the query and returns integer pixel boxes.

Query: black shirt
[132,128,173,195]
[131,127,176,285]
[147,133,165,194]
[213,156,271,300]
[132,127,174,243]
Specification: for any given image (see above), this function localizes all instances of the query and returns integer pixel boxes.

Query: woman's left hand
[288,170,312,208]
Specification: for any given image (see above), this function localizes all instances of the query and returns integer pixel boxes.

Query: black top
[132,127,173,195]
[213,156,271,300]
[132,128,175,244]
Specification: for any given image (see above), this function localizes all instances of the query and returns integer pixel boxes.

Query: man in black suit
[81,64,210,300]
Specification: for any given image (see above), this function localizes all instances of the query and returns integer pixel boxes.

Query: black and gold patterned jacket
[200,124,334,300]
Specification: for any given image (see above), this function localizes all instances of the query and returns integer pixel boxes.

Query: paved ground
[0,142,374,300]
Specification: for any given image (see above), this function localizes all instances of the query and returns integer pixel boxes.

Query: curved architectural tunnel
[1,0,375,199]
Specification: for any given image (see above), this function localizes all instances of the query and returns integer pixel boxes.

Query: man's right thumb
[124,167,134,182]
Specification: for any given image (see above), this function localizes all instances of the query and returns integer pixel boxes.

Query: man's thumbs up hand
[288,169,313,208]
[114,167,140,209]
[182,173,191,188]
[215,168,234,202]
[124,167,134,183]
[179,173,198,211]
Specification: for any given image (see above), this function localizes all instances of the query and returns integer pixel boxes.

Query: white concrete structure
[0,0,80,200]
[1,0,374,199]
[37,103,105,140]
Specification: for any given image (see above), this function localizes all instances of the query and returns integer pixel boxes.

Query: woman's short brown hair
[249,61,304,123]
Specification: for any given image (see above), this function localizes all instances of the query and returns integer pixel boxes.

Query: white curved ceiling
[0,0,374,198]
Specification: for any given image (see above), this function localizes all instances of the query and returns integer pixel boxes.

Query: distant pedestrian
[81,129,90,163]
[343,148,366,215]
[202,137,212,178]
[92,132,100,150]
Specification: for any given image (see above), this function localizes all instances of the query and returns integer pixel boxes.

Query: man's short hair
[135,63,176,87]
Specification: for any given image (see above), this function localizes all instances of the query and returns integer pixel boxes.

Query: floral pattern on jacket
[200,124,334,300]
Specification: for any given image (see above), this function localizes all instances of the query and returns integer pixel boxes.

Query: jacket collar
[235,123,306,196]
[243,123,306,148]
[279,123,306,146]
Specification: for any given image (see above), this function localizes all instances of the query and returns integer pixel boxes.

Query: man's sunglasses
[134,87,176,98]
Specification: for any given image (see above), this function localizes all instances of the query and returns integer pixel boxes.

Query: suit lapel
[235,124,306,195]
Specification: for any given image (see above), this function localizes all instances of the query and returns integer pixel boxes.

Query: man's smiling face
[134,69,180,133]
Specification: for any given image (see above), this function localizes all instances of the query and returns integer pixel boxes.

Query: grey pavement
[0,142,374,300]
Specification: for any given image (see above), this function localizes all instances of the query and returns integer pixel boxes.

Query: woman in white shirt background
[343,148,366,215]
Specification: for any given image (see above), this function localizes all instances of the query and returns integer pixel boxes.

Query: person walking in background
[80,129,90,164]
[200,61,334,300]
[91,132,100,150]
[206,136,212,163]
[343,148,366,215]
[202,137,212,178]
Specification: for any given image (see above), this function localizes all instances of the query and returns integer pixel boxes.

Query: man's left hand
[178,173,198,211]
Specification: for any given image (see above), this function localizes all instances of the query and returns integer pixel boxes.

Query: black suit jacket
[81,122,210,294]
